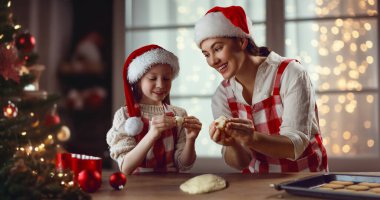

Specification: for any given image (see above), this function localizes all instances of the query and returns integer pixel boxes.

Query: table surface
[91,171,380,200]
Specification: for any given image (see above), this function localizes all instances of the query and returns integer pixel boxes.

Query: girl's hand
[149,115,176,140]
[209,121,236,146]
[182,116,202,140]
[225,118,255,147]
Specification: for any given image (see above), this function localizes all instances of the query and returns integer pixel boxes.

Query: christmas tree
[0,0,90,199]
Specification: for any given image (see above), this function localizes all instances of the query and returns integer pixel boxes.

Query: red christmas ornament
[3,101,18,119]
[44,114,61,126]
[84,87,106,109]
[0,44,21,82]
[78,169,102,193]
[45,104,60,126]
[109,172,127,190]
[15,33,36,53]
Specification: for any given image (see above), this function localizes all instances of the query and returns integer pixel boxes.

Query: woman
[194,6,328,173]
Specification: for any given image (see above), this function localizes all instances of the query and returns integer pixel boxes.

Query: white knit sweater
[106,104,193,172]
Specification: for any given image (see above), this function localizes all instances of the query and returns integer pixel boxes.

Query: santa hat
[122,44,179,136]
[194,6,253,47]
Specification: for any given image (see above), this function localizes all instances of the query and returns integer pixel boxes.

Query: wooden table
[91,171,380,200]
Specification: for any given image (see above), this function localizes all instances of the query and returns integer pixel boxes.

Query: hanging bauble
[57,125,71,142]
[84,87,106,109]
[45,104,60,126]
[15,32,36,53]
[109,172,127,190]
[3,101,18,119]
[0,44,21,82]
[45,114,61,126]
[78,169,102,193]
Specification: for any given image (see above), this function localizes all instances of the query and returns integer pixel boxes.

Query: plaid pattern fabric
[223,59,328,173]
[133,106,178,174]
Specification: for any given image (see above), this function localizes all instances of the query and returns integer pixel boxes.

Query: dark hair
[131,82,171,105]
[246,39,271,57]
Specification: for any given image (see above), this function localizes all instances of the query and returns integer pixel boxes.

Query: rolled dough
[180,174,227,194]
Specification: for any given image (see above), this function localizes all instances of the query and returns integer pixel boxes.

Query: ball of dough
[180,174,227,194]
[214,116,227,130]
[175,116,184,127]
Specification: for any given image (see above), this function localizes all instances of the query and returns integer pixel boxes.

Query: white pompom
[123,117,144,136]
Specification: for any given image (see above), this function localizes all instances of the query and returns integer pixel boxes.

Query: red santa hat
[122,44,179,136]
[194,6,253,47]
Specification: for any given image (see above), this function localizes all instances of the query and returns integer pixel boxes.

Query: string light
[311,0,377,156]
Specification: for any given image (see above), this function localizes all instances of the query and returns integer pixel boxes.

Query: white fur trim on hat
[194,12,253,47]
[123,117,144,136]
[127,48,179,83]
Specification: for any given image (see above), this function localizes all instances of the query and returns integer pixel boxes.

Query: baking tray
[274,173,380,200]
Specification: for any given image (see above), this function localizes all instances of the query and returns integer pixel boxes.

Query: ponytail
[246,39,271,57]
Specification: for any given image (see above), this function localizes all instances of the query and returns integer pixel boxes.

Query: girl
[106,44,202,174]
[194,6,328,173]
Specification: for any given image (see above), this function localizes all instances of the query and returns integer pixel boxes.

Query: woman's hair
[131,82,171,105]
[246,38,271,57]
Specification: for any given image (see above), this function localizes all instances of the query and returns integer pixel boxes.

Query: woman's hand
[183,116,202,140]
[149,115,176,140]
[209,121,236,146]
[225,118,255,147]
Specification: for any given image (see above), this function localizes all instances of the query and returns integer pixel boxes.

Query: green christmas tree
[0,0,90,199]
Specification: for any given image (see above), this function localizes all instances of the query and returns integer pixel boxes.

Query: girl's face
[200,37,245,79]
[138,64,173,105]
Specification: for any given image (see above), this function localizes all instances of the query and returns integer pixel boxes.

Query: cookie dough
[180,174,227,194]
[214,116,227,130]
[175,116,184,127]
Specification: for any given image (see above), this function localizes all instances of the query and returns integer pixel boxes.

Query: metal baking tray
[274,174,380,200]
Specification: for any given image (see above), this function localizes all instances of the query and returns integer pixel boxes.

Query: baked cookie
[346,185,370,191]
[321,183,345,189]
[358,182,380,188]
[329,180,354,186]
[369,188,380,194]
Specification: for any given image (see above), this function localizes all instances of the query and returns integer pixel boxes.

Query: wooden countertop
[91,171,380,200]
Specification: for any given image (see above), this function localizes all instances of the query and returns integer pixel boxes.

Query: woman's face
[200,37,245,79]
[138,64,173,105]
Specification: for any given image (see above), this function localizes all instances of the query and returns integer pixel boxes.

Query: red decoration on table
[3,101,18,119]
[55,153,102,187]
[15,32,36,53]
[109,172,127,190]
[55,152,72,171]
[78,169,102,193]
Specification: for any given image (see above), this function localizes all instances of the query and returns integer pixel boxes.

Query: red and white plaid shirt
[216,56,328,173]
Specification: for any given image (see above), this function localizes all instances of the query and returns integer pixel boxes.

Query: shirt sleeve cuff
[281,132,309,160]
